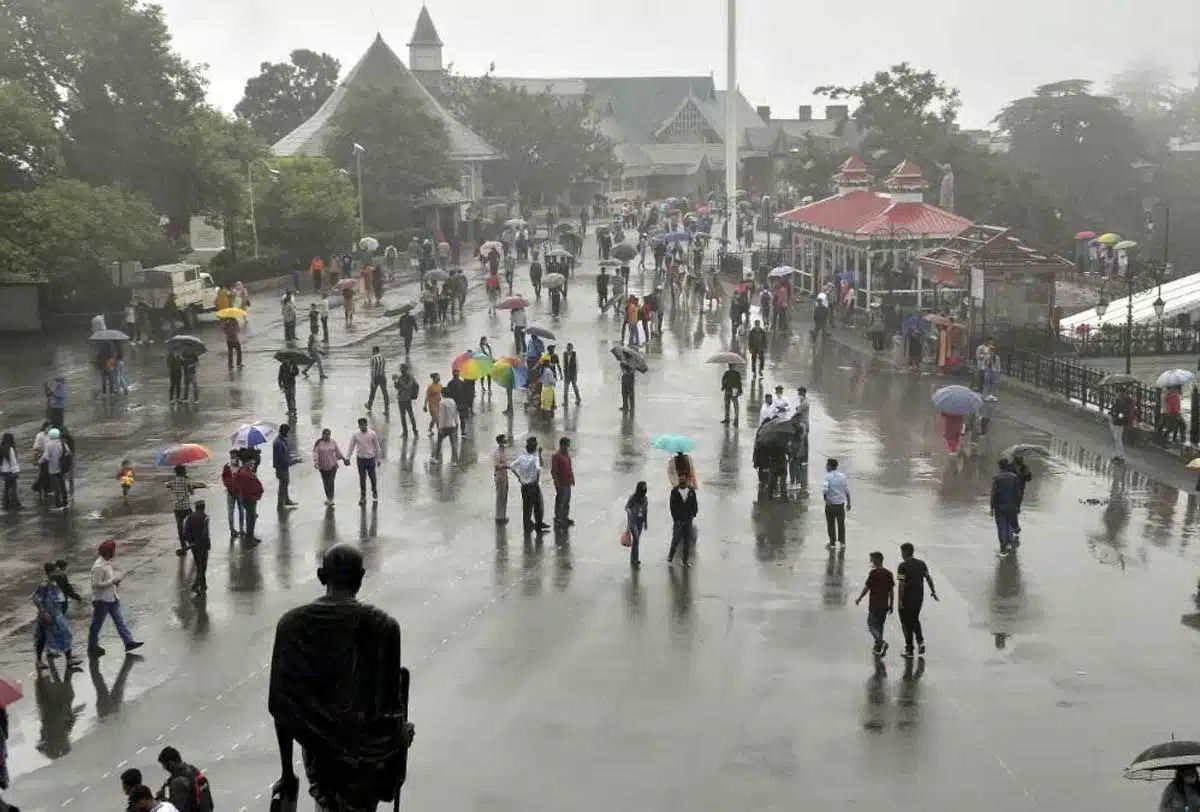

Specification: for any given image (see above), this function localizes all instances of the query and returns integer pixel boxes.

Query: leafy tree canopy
[0,81,61,191]
[235,49,341,144]
[256,157,358,259]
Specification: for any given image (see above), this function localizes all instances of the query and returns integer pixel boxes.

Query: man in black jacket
[720,363,743,425]
[668,484,698,566]
[396,311,418,356]
[562,343,581,405]
[990,459,1022,556]
[443,370,469,436]
[746,320,767,378]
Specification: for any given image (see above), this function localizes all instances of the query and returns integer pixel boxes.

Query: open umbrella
[232,421,278,448]
[479,241,503,256]
[335,278,359,291]
[1158,369,1194,388]
[1187,458,1200,471]
[546,248,574,259]
[1099,373,1140,387]
[497,295,530,310]
[384,303,414,317]
[598,259,623,267]
[491,356,526,390]
[610,345,648,372]
[168,335,207,355]
[505,218,526,229]
[594,224,610,234]
[525,325,556,340]
[1000,444,1051,460]
[932,384,983,416]
[543,273,566,288]
[652,434,695,454]
[215,307,246,320]
[554,222,576,234]
[1074,230,1096,240]
[425,269,449,283]
[0,676,23,708]
[157,443,212,467]
[358,236,380,253]
[88,329,131,343]
[611,243,637,262]
[706,352,746,365]
[768,266,798,279]
[755,418,794,447]
[1097,232,1122,245]
[1115,239,1139,251]
[274,349,310,364]
[1124,740,1200,780]
[453,350,493,381]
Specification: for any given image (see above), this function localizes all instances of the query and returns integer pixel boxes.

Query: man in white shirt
[346,417,382,505]
[510,436,548,534]
[88,539,143,656]
[772,385,791,417]
[435,396,460,462]
[821,457,851,548]
[759,393,777,426]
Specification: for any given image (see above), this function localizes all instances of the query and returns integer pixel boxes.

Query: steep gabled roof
[272,35,497,162]
[409,5,442,46]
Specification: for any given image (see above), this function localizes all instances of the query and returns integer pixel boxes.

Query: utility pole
[354,142,366,238]
[724,0,738,246]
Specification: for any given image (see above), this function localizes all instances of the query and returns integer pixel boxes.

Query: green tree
[255,157,357,258]
[327,84,455,232]
[779,137,851,201]
[0,81,60,190]
[235,50,341,144]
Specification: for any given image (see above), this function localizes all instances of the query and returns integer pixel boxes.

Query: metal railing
[1066,325,1200,357]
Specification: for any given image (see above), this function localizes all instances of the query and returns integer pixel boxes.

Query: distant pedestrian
[424,373,443,436]
[551,437,575,527]
[667,479,698,566]
[479,337,494,396]
[392,363,420,437]
[318,294,330,343]
[990,458,1021,556]
[346,417,382,505]
[302,328,326,378]
[0,432,20,511]
[619,360,636,412]
[235,459,264,545]
[854,550,894,657]
[220,450,244,540]
[562,342,581,404]
[512,437,547,534]
[1012,454,1032,537]
[281,291,297,341]
[365,346,389,413]
[167,350,183,404]
[273,424,298,512]
[397,310,417,355]
[33,561,82,669]
[821,458,850,547]
[491,434,511,523]
[223,318,242,370]
[1109,387,1133,461]
[720,363,742,425]
[312,428,346,506]
[625,480,649,568]
[165,464,201,555]
[182,500,211,593]
[896,542,937,658]
[435,395,460,463]
[747,320,767,378]
[87,539,143,657]
[278,360,299,416]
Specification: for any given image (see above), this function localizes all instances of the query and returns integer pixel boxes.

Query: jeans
[1,472,18,509]
[173,508,191,548]
[367,376,389,410]
[1110,422,1126,459]
[629,522,644,566]
[88,600,135,650]
[357,458,378,499]
[321,317,329,343]
[284,320,297,341]
[514,328,526,354]
[244,500,259,539]
[319,468,337,500]
[788,456,806,488]
[225,491,244,534]
[824,504,846,544]
[554,485,571,524]
[435,428,459,461]
[994,508,1017,551]
[191,548,209,591]
[494,472,509,520]
[276,468,291,510]
[227,341,243,369]
[867,612,887,649]
[398,401,417,434]
[750,351,764,376]
[668,520,694,564]
[899,605,924,650]
[520,483,544,530]
[283,386,297,415]
[723,393,739,423]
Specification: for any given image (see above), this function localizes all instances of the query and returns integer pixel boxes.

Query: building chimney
[797,105,812,121]
[756,105,771,122]
[826,104,849,121]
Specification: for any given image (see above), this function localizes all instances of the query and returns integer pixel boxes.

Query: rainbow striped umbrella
[157,443,212,467]
[490,356,526,390]
[452,351,493,381]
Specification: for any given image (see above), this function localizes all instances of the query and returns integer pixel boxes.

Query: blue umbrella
[231,421,278,448]
[651,434,695,454]
[932,385,983,416]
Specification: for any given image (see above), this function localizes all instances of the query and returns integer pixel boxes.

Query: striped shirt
[369,352,386,379]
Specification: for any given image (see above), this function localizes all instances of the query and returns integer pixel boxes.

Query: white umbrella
[768,265,799,279]
[1114,240,1138,251]
[1157,369,1194,388]
[358,236,380,253]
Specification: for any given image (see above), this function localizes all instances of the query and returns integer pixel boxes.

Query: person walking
[365,346,389,414]
[896,542,937,658]
[167,350,183,405]
[181,500,211,593]
[273,424,299,512]
[492,434,511,524]
[1109,386,1133,461]
[278,359,299,416]
[32,561,83,669]
[990,458,1022,556]
[424,373,443,437]
[619,360,636,413]
[397,310,417,355]
[821,457,850,548]
[550,437,575,528]
[625,481,648,568]
[392,363,420,437]
[312,428,346,506]
[221,450,243,541]
[443,369,468,436]
[720,363,742,425]
[0,432,20,511]
[302,328,326,379]
[747,320,767,378]
[561,342,581,405]
[668,479,698,566]
[435,394,460,463]
[236,459,264,544]
[596,268,610,312]
[165,464,202,556]
[511,437,548,534]
[281,291,298,342]
[318,294,330,344]
[346,417,382,505]
[87,539,143,657]
[855,551,894,657]
[223,317,243,370]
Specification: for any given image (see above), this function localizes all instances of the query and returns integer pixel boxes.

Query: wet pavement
[2,246,1197,811]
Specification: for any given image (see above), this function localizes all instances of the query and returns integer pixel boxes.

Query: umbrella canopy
[1074,230,1097,240]
[1097,232,1122,245]
[497,295,530,311]
[554,222,576,234]
[1115,239,1139,251]
[543,273,566,288]
[525,325,556,340]
[768,266,799,279]
[1158,369,1194,388]
[168,335,207,354]
[755,419,794,447]
[1125,740,1200,780]
[274,349,310,364]
[594,224,610,234]
[358,236,380,253]
[232,421,278,449]
[505,218,526,229]
[157,443,212,467]
[479,241,503,255]
[384,303,414,317]
[598,259,623,267]
[611,243,637,262]
[453,350,493,381]
[490,356,526,390]
[425,269,449,283]
[1000,444,1051,460]
[1099,373,1140,387]
[932,384,983,416]
[215,307,246,320]
[88,329,131,343]
[706,352,747,366]
[335,278,359,291]
[610,345,648,372]
[546,248,574,259]
[651,434,696,454]
[0,676,23,708]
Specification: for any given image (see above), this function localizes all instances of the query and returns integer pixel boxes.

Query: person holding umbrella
[721,363,743,425]
[223,317,243,370]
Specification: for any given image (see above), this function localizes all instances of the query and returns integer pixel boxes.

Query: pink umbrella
[336,278,359,292]
[496,295,530,310]
[0,676,24,708]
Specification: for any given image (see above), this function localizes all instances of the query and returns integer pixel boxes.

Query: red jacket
[235,466,263,502]
[221,463,239,493]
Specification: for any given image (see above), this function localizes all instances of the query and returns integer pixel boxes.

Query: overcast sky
[159,0,1198,128]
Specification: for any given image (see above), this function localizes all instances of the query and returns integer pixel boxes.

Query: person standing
[424,373,443,437]
[236,459,264,544]
[596,267,610,312]
[180,352,199,404]
[392,363,419,438]
[45,375,67,427]
[346,417,382,505]
[435,395,460,463]
[561,342,581,405]
[365,346,389,414]
[720,363,743,425]
[896,542,938,658]
[1109,386,1134,461]
[821,457,850,548]
[747,320,767,378]
[310,255,324,292]
[667,480,698,567]
[282,291,298,342]
[990,459,1021,557]
[550,437,574,528]
[0,432,20,511]
[492,434,511,524]
[274,424,299,512]
[854,551,894,657]
[221,450,243,540]
[625,481,649,568]
[182,500,211,593]
[167,350,183,405]
[397,310,417,356]
[318,294,330,344]
[443,370,468,436]
[278,359,300,416]
[87,539,143,657]
[510,308,528,354]
[223,317,243,370]
[619,360,636,413]
[511,437,547,534]
[312,428,346,506]
[165,464,201,555]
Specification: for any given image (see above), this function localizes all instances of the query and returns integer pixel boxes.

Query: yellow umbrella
[1097,233,1122,245]
[215,307,247,320]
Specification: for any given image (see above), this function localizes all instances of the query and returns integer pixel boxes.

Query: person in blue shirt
[273,424,298,512]
[821,458,851,548]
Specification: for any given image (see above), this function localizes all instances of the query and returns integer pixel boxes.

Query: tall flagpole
[725,0,738,238]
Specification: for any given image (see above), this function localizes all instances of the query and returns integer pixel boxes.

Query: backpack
[188,766,215,812]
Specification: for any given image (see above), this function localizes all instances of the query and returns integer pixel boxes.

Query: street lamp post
[247,158,280,260]
[353,142,367,239]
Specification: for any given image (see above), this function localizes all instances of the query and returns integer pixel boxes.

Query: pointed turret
[883,158,928,203]
[832,154,871,194]
[408,6,443,73]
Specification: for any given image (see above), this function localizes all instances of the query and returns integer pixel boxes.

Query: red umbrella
[497,295,530,310]
[1074,230,1096,240]
[0,676,24,708]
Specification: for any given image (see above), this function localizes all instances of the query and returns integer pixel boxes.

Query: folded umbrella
[651,434,695,454]
[525,325,556,340]
[88,329,131,343]
[0,675,23,708]
[1157,369,1194,388]
[610,345,648,372]
[232,421,278,449]
[931,384,983,416]
[274,349,310,364]
[1124,740,1200,780]
[543,273,566,288]
[611,244,637,262]
[706,352,746,365]
[168,334,207,354]
[157,443,212,467]
[497,295,530,311]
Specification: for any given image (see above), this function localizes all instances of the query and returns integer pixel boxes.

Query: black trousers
[367,375,390,410]
[227,341,242,369]
[397,400,418,433]
[723,393,739,423]
[750,351,764,376]
[824,504,846,543]
[169,372,182,401]
[520,483,544,530]
[620,377,635,410]
[899,605,924,649]
[244,500,259,539]
[191,548,209,591]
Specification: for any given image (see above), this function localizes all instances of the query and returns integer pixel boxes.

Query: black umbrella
[612,243,637,262]
[755,419,794,447]
[274,349,309,364]
[1125,740,1200,780]
[384,303,414,317]
[168,334,207,355]
[525,325,556,340]
[610,345,648,373]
